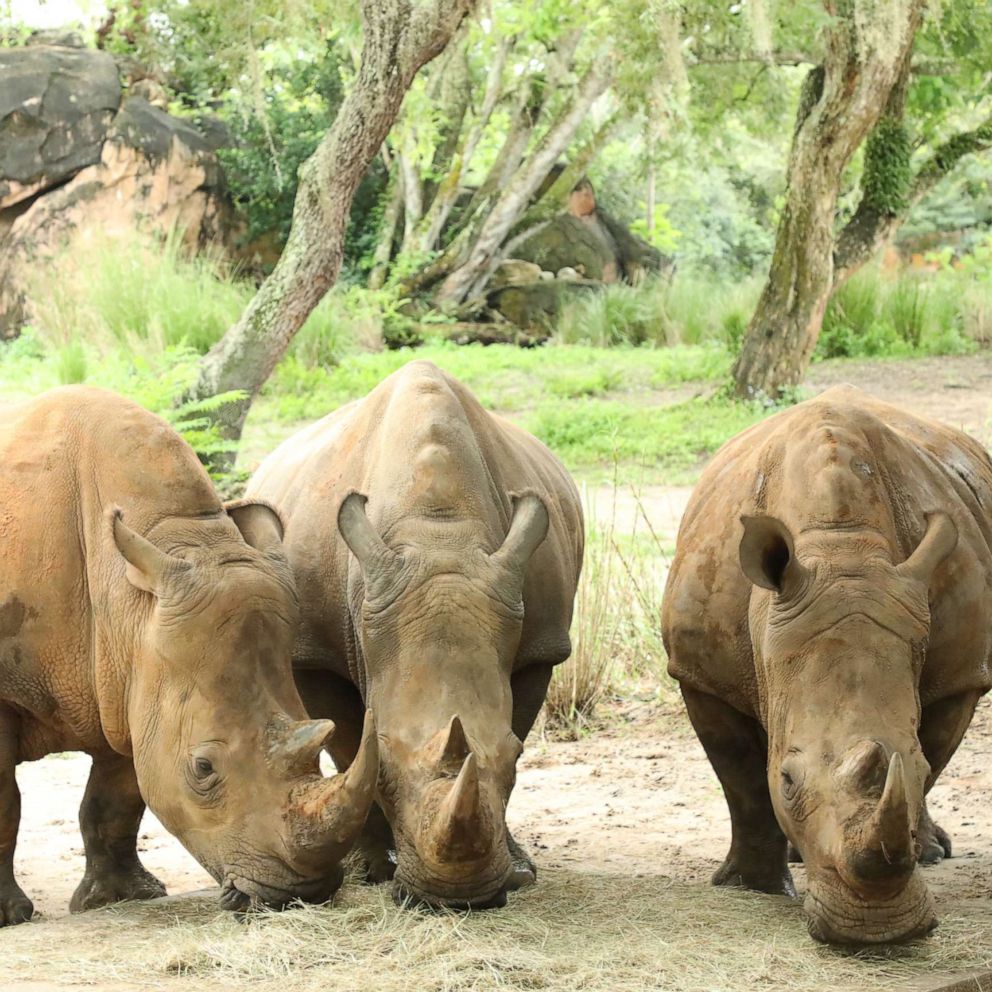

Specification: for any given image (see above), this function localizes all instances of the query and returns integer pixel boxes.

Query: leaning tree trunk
[190,0,476,441]
[733,0,925,399]
[436,57,614,304]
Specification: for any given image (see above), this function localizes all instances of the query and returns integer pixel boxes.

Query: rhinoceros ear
[491,493,549,578]
[225,498,285,552]
[739,514,806,593]
[896,511,957,584]
[109,507,189,596]
[338,492,396,571]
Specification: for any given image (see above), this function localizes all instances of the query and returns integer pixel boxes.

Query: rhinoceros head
[338,491,549,909]
[739,511,957,944]
[110,502,378,911]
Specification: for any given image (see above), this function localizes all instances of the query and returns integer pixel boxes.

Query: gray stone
[0,46,120,206]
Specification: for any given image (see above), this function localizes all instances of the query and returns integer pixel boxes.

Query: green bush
[816,265,977,360]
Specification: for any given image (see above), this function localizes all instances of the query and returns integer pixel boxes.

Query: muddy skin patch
[0,596,29,639]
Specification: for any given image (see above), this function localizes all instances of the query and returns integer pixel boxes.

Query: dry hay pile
[5,868,992,992]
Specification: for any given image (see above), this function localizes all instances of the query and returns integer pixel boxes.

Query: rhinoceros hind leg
[0,707,32,926]
[505,832,536,890]
[682,686,795,898]
[70,753,166,913]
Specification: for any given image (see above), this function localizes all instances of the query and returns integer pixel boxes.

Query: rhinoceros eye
[780,761,802,803]
[187,748,222,797]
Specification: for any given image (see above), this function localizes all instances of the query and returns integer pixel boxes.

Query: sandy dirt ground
[5,354,992,990]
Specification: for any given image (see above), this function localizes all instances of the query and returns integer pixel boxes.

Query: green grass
[556,276,764,348]
[526,395,771,481]
[259,340,732,420]
[248,340,742,482]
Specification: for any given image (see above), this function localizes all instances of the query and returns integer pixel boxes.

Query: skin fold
[0,387,379,925]
[662,385,992,945]
[248,360,584,909]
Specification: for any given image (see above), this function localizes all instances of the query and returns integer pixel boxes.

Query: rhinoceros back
[0,386,222,755]
[248,360,584,676]
[662,384,992,714]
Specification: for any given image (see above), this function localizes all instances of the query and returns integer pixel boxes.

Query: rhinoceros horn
[867,752,914,867]
[437,714,471,772]
[301,710,379,848]
[431,753,491,862]
[275,719,335,774]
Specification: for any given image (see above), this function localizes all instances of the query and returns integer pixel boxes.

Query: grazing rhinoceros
[247,360,584,909]
[662,385,992,945]
[0,387,379,925]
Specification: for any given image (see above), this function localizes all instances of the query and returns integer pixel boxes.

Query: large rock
[0,46,121,210]
[515,209,670,284]
[513,178,672,287]
[0,92,232,338]
[487,279,599,334]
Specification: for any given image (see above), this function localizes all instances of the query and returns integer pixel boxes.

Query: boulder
[515,213,618,283]
[490,258,543,289]
[0,45,121,210]
[512,177,672,287]
[0,93,233,338]
[487,279,599,334]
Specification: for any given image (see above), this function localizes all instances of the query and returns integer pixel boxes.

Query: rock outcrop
[485,179,673,331]
[0,44,233,339]
[514,179,672,285]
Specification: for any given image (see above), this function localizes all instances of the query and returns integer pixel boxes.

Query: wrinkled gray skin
[662,386,992,945]
[248,361,584,909]
[0,387,379,925]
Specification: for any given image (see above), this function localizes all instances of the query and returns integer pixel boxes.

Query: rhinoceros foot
[505,832,537,890]
[917,807,952,866]
[360,849,397,885]
[69,863,166,913]
[0,881,33,926]
[713,856,796,899]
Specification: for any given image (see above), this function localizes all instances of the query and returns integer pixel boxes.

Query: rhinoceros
[0,387,379,925]
[662,385,992,944]
[247,360,584,908]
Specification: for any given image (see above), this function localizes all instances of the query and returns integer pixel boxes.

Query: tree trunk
[190,0,475,441]
[412,33,512,254]
[368,162,403,290]
[436,58,614,304]
[733,1,925,399]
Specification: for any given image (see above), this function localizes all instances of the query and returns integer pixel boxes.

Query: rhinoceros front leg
[681,686,795,898]
[506,663,555,890]
[916,689,983,865]
[0,706,33,925]
[69,752,166,913]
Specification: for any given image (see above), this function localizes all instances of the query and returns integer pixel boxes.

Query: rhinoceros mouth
[803,870,937,945]
[391,862,511,912]
[220,870,341,912]
[392,878,509,912]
